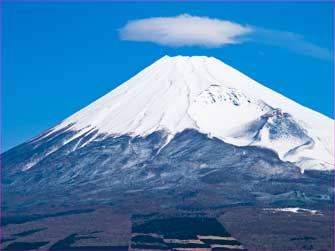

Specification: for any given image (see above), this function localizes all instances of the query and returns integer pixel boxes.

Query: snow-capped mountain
[2,55,334,225]
[2,55,334,251]
[35,55,333,172]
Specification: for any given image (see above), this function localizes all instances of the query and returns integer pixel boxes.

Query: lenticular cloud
[119,14,252,47]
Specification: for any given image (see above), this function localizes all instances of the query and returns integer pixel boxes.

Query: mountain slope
[2,128,331,211]
[30,55,333,172]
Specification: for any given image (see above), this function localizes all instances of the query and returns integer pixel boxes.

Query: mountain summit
[36,55,333,172]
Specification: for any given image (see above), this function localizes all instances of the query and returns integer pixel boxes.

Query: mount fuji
[1,56,334,250]
[15,55,334,172]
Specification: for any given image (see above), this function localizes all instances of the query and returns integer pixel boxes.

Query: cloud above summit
[119,14,252,47]
[119,14,332,60]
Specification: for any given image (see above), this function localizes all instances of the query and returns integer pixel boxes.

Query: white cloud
[119,14,332,61]
[119,14,252,47]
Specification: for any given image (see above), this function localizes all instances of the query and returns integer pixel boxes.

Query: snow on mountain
[39,55,333,172]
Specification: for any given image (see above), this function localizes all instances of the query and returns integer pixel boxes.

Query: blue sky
[2,1,334,152]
